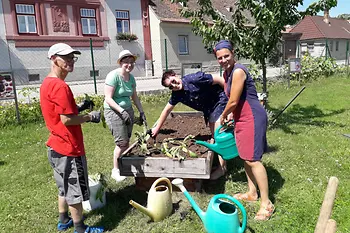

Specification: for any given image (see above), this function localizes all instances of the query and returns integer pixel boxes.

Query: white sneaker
[111,168,126,182]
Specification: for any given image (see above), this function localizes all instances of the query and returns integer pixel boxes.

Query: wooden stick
[325,219,337,233]
[314,176,339,233]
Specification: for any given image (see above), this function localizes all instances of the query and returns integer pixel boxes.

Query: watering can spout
[195,140,219,154]
[171,178,206,222]
[129,200,155,220]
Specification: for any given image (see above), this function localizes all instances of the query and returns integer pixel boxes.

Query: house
[0,0,152,85]
[148,0,251,76]
[289,12,350,64]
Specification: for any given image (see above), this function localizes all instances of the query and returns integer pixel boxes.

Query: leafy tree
[337,14,350,19]
[169,0,337,94]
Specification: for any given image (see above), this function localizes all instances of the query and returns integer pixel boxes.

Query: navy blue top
[169,72,228,122]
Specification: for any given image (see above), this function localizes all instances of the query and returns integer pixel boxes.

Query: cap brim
[117,55,138,64]
[56,49,81,56]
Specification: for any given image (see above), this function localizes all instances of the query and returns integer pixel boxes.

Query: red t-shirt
[40,77,85,156]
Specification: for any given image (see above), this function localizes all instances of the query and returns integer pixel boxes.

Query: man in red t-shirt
[40,43,103,233]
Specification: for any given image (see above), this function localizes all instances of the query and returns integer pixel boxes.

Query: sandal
[233,192,258,202]
[254,201,275,221]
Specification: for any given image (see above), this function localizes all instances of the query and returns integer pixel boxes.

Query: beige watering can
[129,177,173,222]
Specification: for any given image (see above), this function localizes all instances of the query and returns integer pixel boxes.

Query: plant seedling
[161,135,197,161]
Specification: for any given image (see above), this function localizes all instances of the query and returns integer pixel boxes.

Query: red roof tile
[290,15,350,40]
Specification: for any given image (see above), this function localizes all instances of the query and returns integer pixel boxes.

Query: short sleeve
[51,84,77,115]
[168,92,180,106]
[130,74,136,89]
[192,72,213,86]
[105,70,119,87]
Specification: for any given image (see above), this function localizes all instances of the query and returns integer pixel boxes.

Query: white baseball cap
[117,50,137,64]
[48,43,81,59]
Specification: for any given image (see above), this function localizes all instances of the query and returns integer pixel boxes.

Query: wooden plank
[325,219,336,233]
[314,176,339,233]
[170,111,203,117]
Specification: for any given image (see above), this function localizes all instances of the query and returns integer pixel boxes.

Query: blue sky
[298,0,349,17]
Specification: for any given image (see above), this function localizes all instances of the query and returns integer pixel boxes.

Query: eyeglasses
[57,55,78,63]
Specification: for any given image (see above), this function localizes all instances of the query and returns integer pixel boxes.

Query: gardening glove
[139,112,147,127]
[88,111,101,123]
[77,100,95,112]
[121,110,131,125]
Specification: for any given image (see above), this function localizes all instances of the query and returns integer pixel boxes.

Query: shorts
[208,101,226,123]
[47,148,89,205]
[104,107,134,145]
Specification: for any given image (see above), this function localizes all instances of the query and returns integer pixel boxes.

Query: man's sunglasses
[57,55,78,62]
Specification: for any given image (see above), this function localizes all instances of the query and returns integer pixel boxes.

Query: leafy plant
[18,87,39,104]
[89,173,107,202]
[134,124,151,155]
[161,135,197,161]
[116,33,138,41]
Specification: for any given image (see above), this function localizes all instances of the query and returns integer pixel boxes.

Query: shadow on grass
[0,161,5,166]
[206,157,284,204]
[268,104,346,134]
[86,184,147,231]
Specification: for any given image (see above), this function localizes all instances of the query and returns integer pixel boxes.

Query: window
[80,8,97,35]
[307,42,314,53]
[116,10,130,33]
[336,41,339,51]
[329,40,333,52]
[28,74,40,82]
[15,4,37,34]
[178,35,189,55]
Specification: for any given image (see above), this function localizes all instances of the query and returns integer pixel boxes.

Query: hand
[140,112,147,127]
[220,114,227,126]
[151,128,159,138]
[77,100,95,112]
[88,111,101,123]
[121,110,131,125]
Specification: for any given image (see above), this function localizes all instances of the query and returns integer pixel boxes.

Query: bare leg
[113,142,129,169]
[58,196,68,213]
[246,160,270,205]
[69,203,84,223]
[243,161,259,199]
[209,121,227,180]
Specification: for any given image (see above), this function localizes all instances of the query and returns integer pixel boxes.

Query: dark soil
[129,115,212,158]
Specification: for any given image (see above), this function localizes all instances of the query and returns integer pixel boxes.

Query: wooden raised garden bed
[118,111,214,180]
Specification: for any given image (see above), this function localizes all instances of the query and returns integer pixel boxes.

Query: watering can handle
[214,120,234,138]
[213,194,247,233]
[150,177,173,193]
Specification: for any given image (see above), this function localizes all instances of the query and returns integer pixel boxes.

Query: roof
[290,15,350,40]
[149,0,254,24]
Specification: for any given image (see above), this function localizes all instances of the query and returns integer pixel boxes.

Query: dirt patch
[128,115,212,158]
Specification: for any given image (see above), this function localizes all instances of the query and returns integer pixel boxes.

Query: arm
[221,69,246,122]
[152,103,175,136]
[60,114,91,126]
[131,88,144,113]
[212,76,225,88]
[104,84,124,113]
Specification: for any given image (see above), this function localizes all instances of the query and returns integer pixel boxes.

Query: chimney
[324,9,330,24]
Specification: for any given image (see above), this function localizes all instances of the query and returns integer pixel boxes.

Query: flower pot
[82,176,106,211]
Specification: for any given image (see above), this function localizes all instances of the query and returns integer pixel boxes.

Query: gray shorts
[47,148,90,205]
[104,107,134,145]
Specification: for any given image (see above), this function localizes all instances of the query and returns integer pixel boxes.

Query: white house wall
[104,0,145,77]
[149,7,162,76]
[159,22,220,75]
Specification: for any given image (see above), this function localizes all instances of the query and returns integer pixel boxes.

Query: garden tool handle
[214,120,234,138]
[213,194,247,232]
[150,177,172,194]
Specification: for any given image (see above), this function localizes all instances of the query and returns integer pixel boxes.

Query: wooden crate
[118,111,214,179]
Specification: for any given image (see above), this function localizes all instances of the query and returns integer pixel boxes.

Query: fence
[1,37,349,104]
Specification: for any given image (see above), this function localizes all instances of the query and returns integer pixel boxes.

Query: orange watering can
[196,121,238,160]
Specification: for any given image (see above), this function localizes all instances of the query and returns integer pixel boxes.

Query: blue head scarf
[214,40,233,53]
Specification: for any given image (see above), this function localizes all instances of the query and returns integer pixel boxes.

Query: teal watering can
[172,178,247,233]
[196,122,239,160]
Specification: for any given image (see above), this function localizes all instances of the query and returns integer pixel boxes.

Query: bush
[286,53,339,83]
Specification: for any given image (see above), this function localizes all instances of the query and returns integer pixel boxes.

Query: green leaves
[160,135,197,161]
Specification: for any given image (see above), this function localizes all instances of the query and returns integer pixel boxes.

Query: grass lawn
[1,76,350,232]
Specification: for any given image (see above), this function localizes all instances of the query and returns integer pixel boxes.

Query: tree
[169,0,337,94]
[337,14,350,19]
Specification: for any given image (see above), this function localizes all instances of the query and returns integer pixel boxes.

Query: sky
[298,0,350,17]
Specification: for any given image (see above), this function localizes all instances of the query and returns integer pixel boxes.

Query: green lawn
[1,77,350,232]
